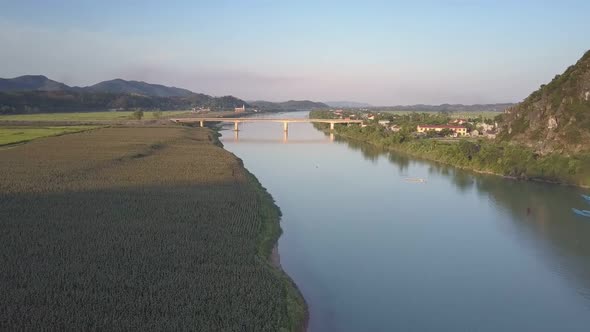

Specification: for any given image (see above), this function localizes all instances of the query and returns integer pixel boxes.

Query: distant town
[325,109,500,139]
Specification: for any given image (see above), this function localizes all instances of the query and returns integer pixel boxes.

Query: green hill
[86,79,195,97]
[0,75,71,92]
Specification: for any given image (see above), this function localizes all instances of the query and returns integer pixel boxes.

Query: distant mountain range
[0,75,518,116]
[248,100,329,111]
[0,75,196,97]
[324,101,373,108]
[372,103,514,113]
[84,79,195,97]
[0,75,248,114]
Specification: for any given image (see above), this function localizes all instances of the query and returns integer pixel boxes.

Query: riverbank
[246,170,308,332]
[229,146,308,332]
[0,126,306,331]
[210,126,308,332]
[322,127,590,188]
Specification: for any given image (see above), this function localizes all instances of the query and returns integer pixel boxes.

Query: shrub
[132,110,144,120]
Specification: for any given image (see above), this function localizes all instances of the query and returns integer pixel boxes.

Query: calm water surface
[220,111,590,331]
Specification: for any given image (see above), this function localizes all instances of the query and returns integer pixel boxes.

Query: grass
[0,110,189,121]
[0,127,305,331]
[0,126,101,146]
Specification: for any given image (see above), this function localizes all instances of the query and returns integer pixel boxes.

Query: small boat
[405,177,427,183]
[572,208,590,217]
[582,194,590,202]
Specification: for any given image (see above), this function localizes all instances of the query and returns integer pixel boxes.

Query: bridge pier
[233,122,239,131]
[200,120,204,127]
[283,122,289,132]
[330,122,335,131]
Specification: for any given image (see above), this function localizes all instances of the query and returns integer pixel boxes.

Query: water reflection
[335,133,590,302]
[332,135,381,162]
[388,152,410,173]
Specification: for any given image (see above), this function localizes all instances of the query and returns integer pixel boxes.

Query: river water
[219,111,590,331]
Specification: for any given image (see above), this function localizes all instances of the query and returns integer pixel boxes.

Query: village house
[449,118,468,125]
[192,107,210,113]
[416,124,468,136]
[234,105,246,113]
[389,124,401,132]
[476,122,495,132]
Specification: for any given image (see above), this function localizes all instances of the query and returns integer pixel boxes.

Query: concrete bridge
[170,117,363,132]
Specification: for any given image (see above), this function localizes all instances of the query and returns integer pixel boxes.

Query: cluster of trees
[130,109,164,120]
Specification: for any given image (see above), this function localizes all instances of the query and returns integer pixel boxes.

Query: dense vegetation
[499,50,590,154]
[311,110,590,187]
[0,127,305,330]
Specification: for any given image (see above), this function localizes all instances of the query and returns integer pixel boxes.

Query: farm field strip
[0,110,189,121]
[0,126,102,146]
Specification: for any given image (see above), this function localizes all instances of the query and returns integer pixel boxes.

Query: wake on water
[572,195,590,218]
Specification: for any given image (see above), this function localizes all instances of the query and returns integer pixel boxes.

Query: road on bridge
[170,117,363,131]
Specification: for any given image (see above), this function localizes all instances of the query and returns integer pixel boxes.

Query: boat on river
[405,177,427,183]
[572,208,590,217]
[582,194,590,202]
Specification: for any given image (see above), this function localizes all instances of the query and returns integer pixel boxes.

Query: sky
[0,0,589,105]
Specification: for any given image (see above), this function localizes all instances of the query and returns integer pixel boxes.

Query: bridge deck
[171,117,363,124]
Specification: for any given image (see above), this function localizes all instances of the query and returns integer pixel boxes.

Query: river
[219,111,590,331]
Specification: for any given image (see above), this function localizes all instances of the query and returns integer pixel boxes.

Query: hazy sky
[1,0,589,105]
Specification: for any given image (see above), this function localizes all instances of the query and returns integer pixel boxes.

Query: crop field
[0,110,188,121]
[0,126,101,146]
[0,127,304,331]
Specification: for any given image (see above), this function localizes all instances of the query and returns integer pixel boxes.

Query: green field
[0,110,188,121]
[0,127,305,331]
[0,126,101,146]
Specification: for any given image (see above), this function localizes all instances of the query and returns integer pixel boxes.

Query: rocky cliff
[499,50,590,154]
